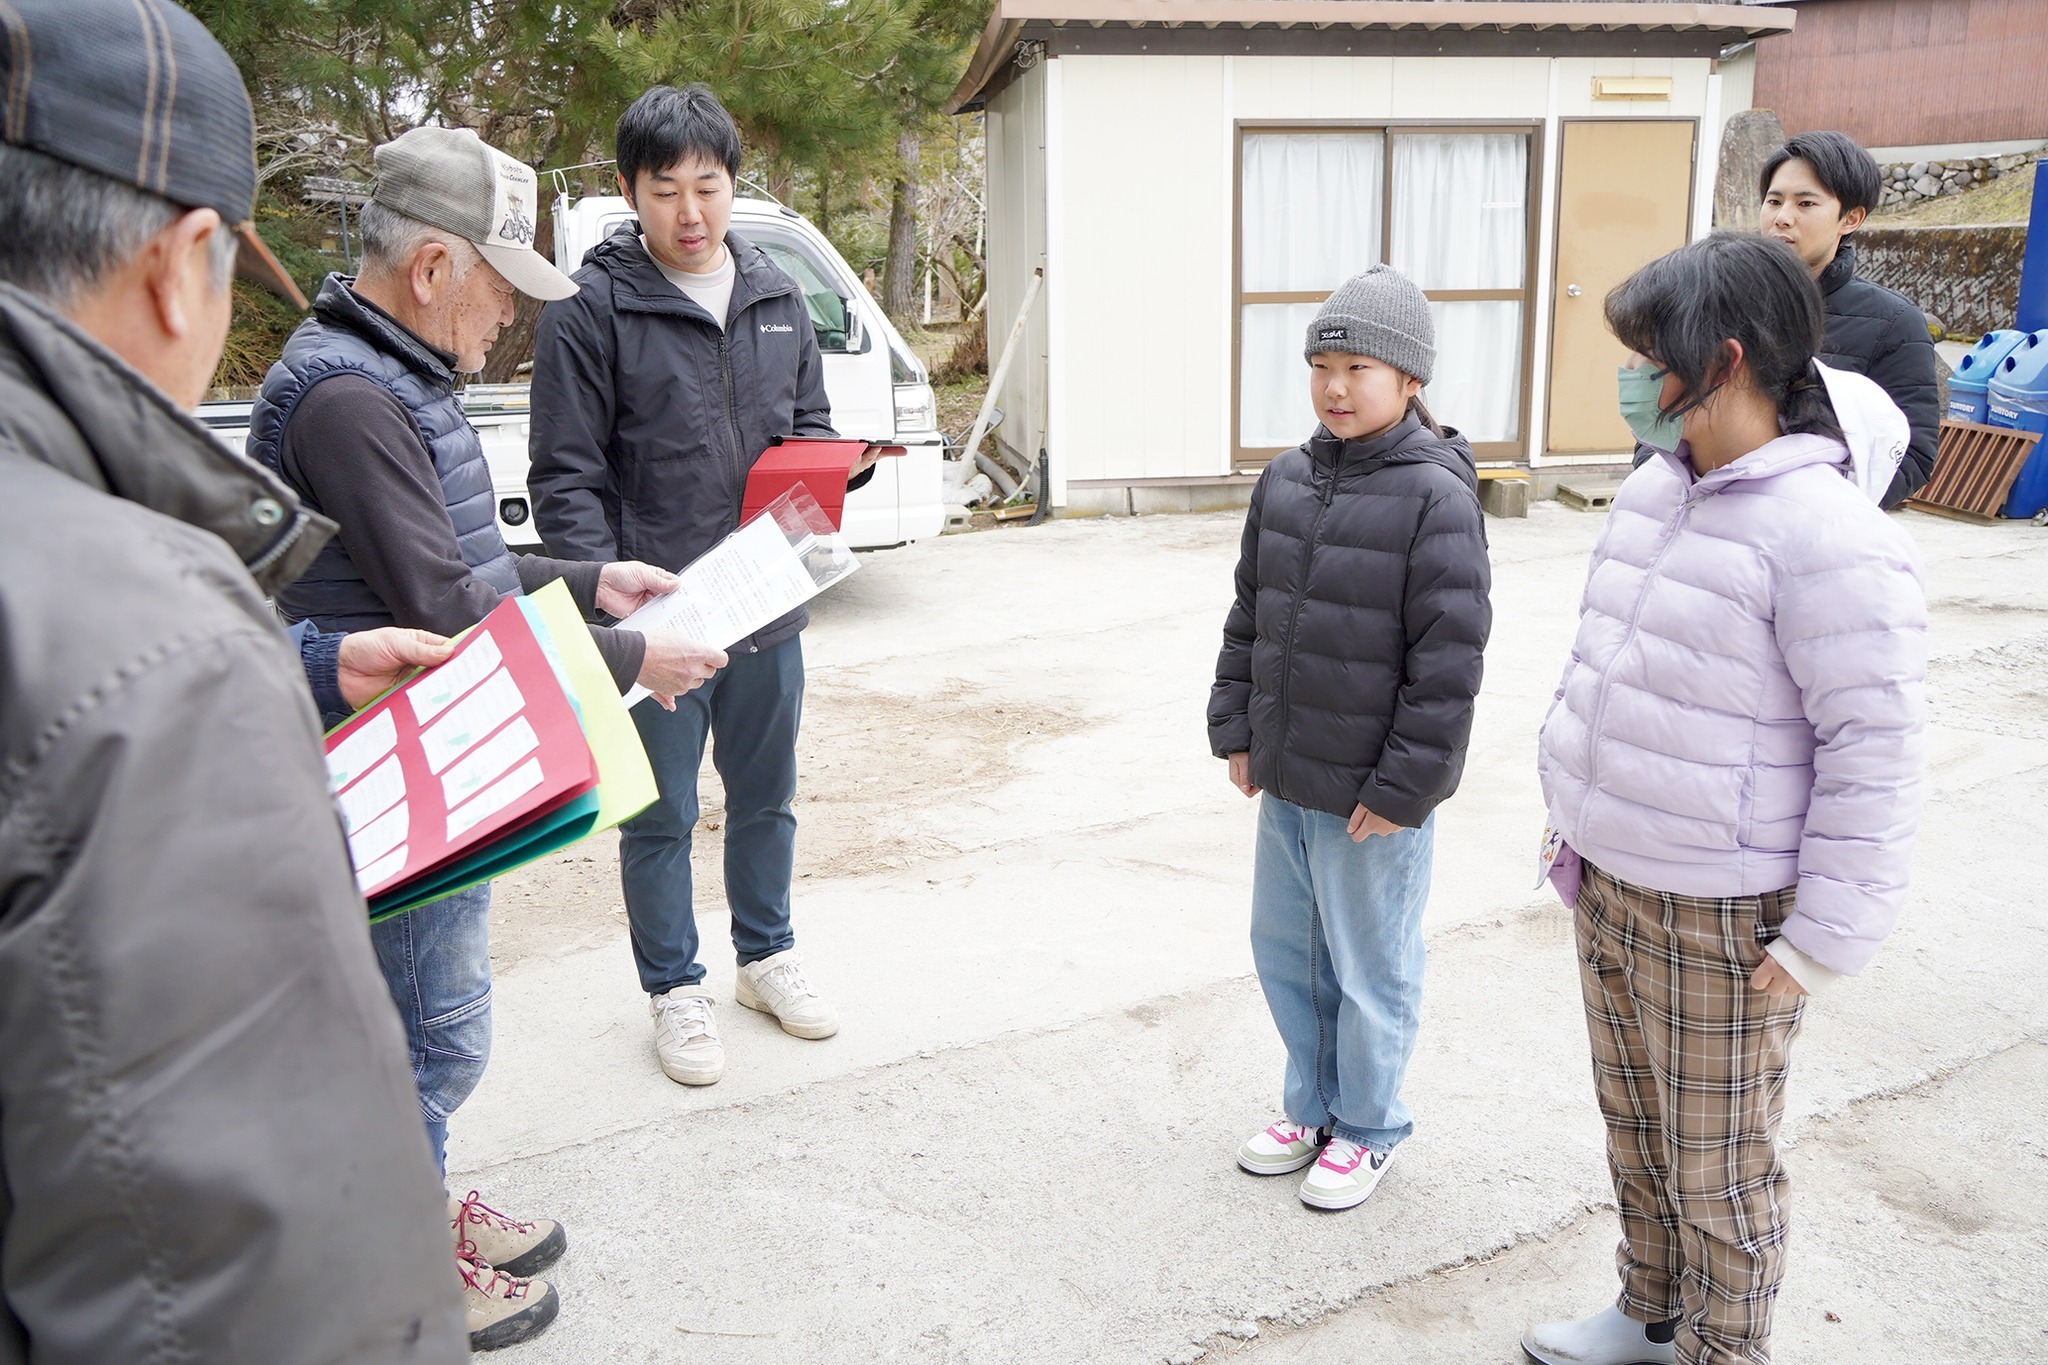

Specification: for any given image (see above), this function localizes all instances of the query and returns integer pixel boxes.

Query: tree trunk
[883,130,920,323]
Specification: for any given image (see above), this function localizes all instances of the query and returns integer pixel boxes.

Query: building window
[1235,125,1535,467]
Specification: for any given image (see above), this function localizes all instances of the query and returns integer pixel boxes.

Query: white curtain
[1425,302,1524,444]
[1240,134,1384,446]
[1240,302,1325,449]
[1391,133,1528,441]
[1241,133,1384,292]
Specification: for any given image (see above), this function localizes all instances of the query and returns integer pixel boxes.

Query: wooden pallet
[1908,420,2040,519]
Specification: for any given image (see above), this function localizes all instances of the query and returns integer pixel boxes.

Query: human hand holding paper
[596,560,681,617]
[338,628,455,709]
[634,633,727,710]
[611,490,859,708]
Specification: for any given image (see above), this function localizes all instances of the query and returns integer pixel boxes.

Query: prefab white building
[947,0,1797,514]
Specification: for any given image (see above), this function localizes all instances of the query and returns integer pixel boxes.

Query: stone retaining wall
[1878,152,2037,210]
[1855,224,2026,338]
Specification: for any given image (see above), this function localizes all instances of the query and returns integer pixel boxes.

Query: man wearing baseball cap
[0,1,470,1360]
[246,122,730,1351]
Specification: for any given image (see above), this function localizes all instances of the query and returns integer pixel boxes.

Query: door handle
[1566,284,1583,297]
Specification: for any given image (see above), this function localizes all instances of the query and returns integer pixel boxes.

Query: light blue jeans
[369,882,493,1174]
[1250,796,1434,1153]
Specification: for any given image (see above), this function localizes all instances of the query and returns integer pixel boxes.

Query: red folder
[323,597,597,901]
[743,438,904,530]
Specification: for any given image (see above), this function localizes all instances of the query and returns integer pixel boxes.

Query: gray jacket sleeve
[0,626,467,1363]
[529,287,622,562]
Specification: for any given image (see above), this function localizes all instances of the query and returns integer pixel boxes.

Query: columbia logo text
[760,323,795,334]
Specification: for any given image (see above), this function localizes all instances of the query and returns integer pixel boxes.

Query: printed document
[614,512,852,706]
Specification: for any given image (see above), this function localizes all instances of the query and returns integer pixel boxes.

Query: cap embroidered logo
[1318,327,1349,343]
[486,153,537,249]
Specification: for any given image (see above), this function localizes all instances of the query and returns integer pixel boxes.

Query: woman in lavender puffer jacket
[1523,234,1927,1365]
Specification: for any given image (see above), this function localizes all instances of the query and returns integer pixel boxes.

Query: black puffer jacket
[1209,413,1493,827]
[528,222,837,651]
[1818,241,1939,508]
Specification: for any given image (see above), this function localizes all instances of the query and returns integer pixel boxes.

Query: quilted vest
[248,275,519,630]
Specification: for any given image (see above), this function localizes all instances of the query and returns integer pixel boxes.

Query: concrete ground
[450,500,2048,1365]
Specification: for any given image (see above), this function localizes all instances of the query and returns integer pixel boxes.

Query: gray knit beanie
[1304,264,1435,385]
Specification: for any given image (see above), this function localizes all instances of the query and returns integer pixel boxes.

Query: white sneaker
[736,949,839,1039]
[1297,1137,1392,1210]
[650,986,724,1085]
[1521,1305,1676,1365]
[1236,1120,1330,1175]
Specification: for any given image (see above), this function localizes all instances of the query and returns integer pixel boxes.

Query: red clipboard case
[742,438,904,530]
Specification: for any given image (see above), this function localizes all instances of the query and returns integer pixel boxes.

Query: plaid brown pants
[1575,861,1808,1365]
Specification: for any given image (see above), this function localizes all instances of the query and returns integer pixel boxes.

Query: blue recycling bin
[1948,329,2031,423]
[1986,336,2048,517]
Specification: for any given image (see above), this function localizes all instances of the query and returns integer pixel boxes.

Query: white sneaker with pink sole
[1236,1119,1331,1175]
[1298,1136,1391,1210]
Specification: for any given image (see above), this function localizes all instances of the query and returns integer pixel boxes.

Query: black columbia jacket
[0,283,465,1363]
[1818,240,1940,508]
[528,222,839,651]
[1209,414,1493,828]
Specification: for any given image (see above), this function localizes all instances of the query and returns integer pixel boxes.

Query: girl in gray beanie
[1207,264,1492,1211]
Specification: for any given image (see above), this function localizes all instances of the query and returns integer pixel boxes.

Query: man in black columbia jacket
[530,84,872,1086]
[0,2,464,1359]
[1760,130,1940,508]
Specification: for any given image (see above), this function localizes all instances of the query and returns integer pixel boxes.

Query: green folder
[367,789,600,920]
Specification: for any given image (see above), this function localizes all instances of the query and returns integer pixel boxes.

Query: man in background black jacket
[530,84,876,1089]
[1760,131,1939,508]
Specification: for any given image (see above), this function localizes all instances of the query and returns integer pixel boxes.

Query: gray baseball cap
[0,0,306,306]
[371,126,576,301]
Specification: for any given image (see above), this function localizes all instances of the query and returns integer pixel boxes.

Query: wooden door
[1545,120,1697,457]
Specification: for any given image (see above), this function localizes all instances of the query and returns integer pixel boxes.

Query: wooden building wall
[1752,0,2048,150]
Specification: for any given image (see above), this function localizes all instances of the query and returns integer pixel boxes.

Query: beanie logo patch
[1317,327,1349,343]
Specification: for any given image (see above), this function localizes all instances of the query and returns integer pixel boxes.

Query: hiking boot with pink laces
[736,948,839,1039]
[1236,1119,1331,1175]
[1298,1136,1392,1210]
[455,1244,559,1352]
[449,1189,567,1278]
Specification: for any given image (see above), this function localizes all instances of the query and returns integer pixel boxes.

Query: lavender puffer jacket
[1538,434,1927,975]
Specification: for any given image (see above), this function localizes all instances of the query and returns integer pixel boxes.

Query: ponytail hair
[1605,231,1843,445]
[1780,360,1843,441]
[1408,394,1447,437]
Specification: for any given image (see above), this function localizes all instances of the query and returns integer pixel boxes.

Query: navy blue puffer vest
[248,274,519,630]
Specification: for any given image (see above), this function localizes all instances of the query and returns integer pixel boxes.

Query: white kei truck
[198,189,947,552]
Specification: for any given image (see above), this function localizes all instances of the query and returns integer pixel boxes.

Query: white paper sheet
[327,709,397,791]
[355,844,409,893]
[407,631,503,724]
[418,668,525,774]
[445,756,545,841]
[441,716,540,810]
[350,800,410,869]
[614,513,849,707]
[337,753,406,836]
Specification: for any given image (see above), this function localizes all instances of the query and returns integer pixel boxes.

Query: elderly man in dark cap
[0,1,472,1360]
